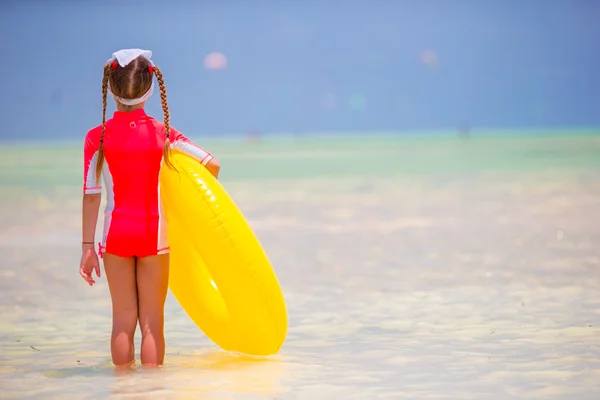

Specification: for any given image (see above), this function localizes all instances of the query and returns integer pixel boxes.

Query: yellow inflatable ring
[159,151,288,356]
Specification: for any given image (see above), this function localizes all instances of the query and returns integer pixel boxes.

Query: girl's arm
[82,193,101,246]
[169,128,220,178]
[205,157,220,179]
[82,131,103,246]
[79,129,102,285]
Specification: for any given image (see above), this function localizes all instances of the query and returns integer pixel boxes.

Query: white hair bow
[106,48,155,106]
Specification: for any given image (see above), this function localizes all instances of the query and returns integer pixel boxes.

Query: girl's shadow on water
[43,349,284,378]
[42,349,291,397]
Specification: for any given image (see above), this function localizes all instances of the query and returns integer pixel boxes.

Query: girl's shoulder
[146,116,164,131]
[85,116,118,140]
[145,117,182,139]
[84,125,103,149]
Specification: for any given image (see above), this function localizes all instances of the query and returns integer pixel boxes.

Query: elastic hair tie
[111,61,118,70]
[148,66,154,74]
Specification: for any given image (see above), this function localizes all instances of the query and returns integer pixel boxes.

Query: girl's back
[86,109,165,219]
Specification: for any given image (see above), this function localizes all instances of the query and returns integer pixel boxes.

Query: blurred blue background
[1,0,599,140]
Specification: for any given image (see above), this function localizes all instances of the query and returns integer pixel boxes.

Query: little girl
[79,49,220,368]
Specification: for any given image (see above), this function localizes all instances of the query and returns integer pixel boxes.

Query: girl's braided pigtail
[154,66,176,171]
[95,63,111,182]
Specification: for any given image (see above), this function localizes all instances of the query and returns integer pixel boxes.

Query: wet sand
[1,134,600,399]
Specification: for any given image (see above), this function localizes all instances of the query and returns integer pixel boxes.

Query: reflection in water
[1,137,600,399]
[17,347,292,399]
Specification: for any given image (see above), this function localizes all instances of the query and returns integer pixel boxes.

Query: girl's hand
[206,158,220,179]
[80,246,101,286]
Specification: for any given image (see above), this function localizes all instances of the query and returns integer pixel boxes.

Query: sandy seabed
[1,137,600,399]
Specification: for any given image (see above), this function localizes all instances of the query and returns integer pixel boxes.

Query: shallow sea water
[1,135,600,399]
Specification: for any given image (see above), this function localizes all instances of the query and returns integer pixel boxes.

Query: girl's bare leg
[136,254,170,366]
[103,253,138,367]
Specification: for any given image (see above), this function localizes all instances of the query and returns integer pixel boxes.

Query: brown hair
[95,56,175,181]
